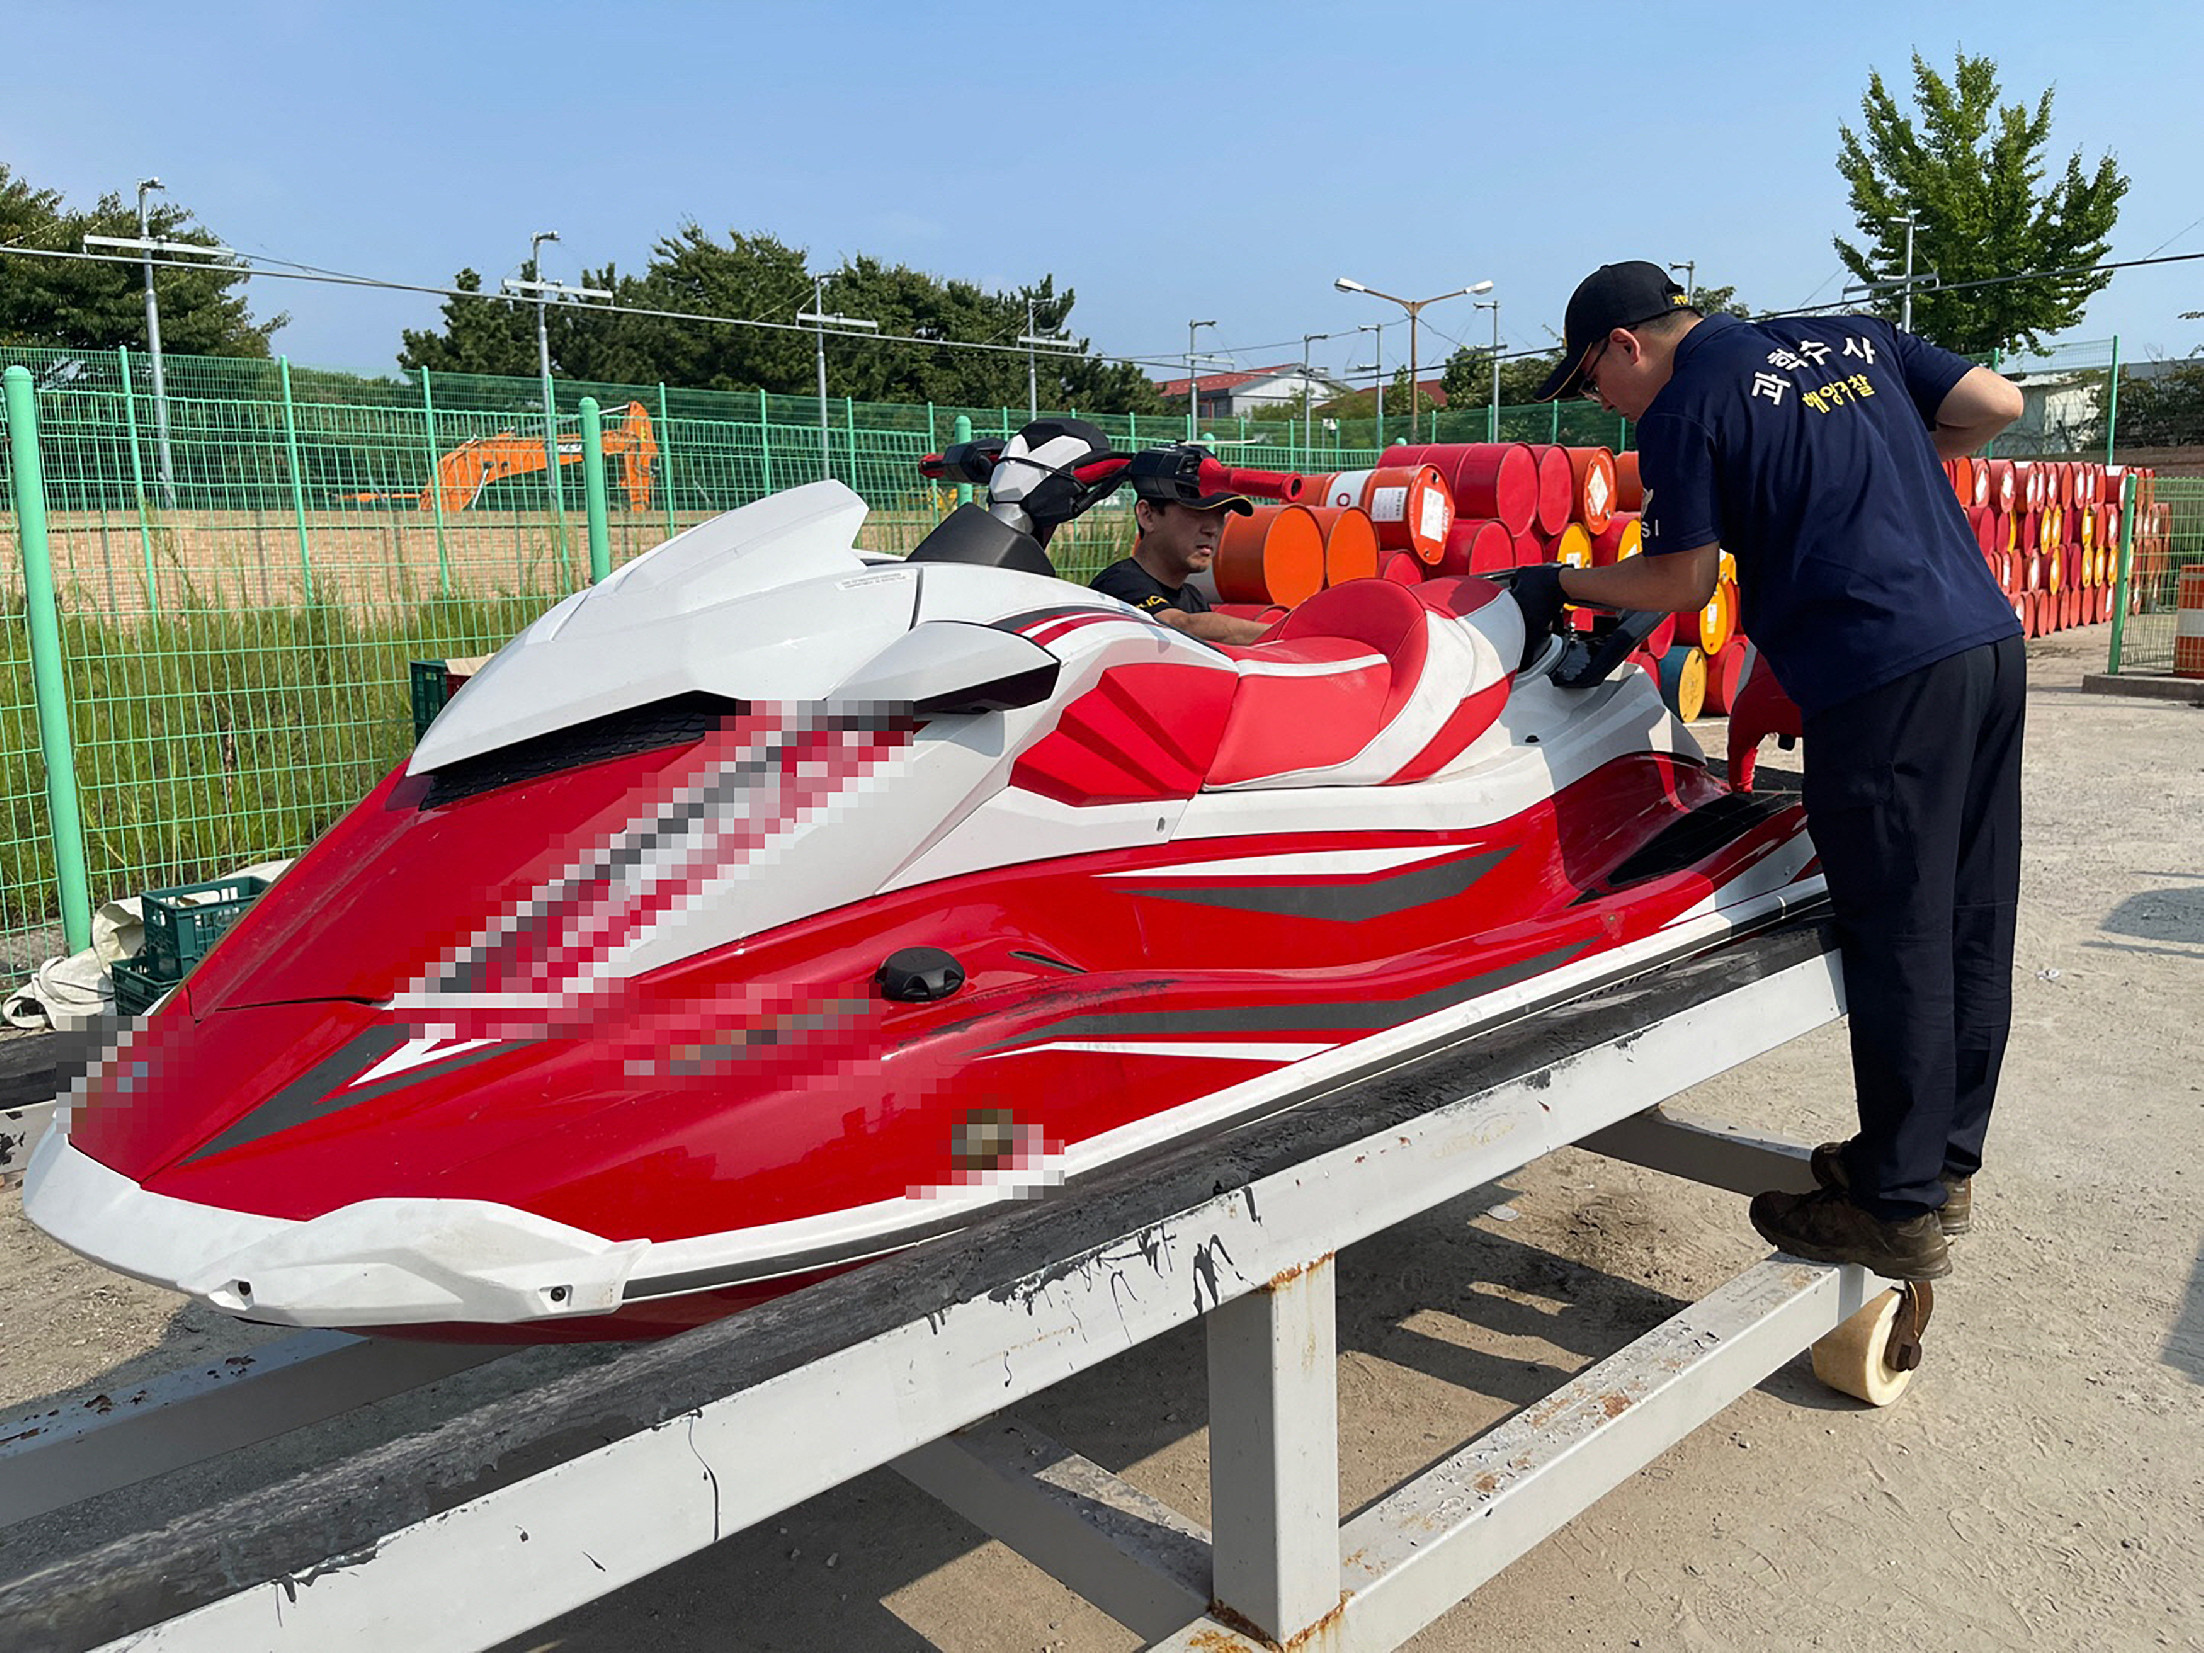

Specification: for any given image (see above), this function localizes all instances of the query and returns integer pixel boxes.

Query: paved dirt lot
[1,625,2197,1652]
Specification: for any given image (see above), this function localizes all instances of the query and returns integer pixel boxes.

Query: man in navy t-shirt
[1521,261,2025,1282]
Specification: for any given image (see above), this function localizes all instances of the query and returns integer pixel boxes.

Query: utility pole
[1015,297,1068,424]
[1186,319,1217,441]
[528,230,560,526]
[1894,210,1924,331]
[1475,298,1501,443]
[1355,321,1385,448]
[137,179,173,509]
[1301,331,1327,458]
[798,275,879,480]
[1335,277,1491,442]
[1667,261,1696,307]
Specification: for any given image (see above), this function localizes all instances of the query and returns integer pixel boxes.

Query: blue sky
[7,0,2200,383]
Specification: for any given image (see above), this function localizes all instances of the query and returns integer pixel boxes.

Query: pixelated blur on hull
[24,429,1819,1342]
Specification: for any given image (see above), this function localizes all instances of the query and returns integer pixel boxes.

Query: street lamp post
[1334,276,1492,442]
[1474,298,1500,442]
[799,275,879,480]
[1667,261,1696,307]
[1186,319,1217,440]
[137,179,173,508]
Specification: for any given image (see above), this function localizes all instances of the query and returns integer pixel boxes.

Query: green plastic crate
[141,875,269,975]
[410,657,489,742]
[110,955,174,1017]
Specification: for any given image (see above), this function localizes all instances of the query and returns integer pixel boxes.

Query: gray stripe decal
[181,1029,523,1165]
[1126,848,1510,923]
[981,937,1595,1049]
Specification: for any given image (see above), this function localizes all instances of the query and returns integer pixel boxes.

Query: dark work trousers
[1800,634,2026,1219]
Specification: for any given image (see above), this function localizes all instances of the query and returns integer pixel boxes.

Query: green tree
[0,163,281,355]
[1437,344,1565,411]
[394,223,1164,415]
[2115,356,2204,448]
[1834,51,2126,354]
[396,268,543,377]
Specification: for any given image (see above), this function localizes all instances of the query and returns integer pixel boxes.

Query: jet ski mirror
[831,621,1061,716]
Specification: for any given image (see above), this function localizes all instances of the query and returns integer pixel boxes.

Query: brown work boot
[1749,1187,1952,1281]
[1810,1140,1973,1236]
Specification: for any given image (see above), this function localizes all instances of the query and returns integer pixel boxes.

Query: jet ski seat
[1007,577,1519,807]
[1204,576,1516,790]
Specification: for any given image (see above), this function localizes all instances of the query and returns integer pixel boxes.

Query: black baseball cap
[1125,445,1254,515]
[1534,261,1695,402]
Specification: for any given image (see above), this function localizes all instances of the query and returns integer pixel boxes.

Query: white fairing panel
[412,484,890,773]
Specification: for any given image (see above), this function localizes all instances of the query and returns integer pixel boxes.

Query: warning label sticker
[1370,485,1408,522]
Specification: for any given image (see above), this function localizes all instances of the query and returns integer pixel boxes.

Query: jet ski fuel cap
[876,947,966,1003]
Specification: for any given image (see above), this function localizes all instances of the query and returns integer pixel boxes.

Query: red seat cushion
[1205,638,1391,786]
[1274,579,1431,728]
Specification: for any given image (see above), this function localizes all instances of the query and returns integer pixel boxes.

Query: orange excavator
[421,400,658,512]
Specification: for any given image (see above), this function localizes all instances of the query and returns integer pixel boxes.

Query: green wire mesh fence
[2117,476,2204,676]
[2,338,2191,975]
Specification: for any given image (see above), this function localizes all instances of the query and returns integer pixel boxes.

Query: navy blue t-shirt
[1635,313,2020,717]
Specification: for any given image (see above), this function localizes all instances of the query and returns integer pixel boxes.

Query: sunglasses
[1577,337,1614,401]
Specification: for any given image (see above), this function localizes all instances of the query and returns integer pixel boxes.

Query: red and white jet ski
[26,422,1819,1341]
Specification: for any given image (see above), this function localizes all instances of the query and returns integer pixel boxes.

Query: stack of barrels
[1211,441,1746,722]
[1946,456,2157,637]
[1207,444,2170,712]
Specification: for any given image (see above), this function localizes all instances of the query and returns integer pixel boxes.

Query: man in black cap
[1516,260,2025,1284]
[1091,446,1273,643]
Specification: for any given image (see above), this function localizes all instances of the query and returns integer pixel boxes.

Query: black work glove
[1508,563,1570,666]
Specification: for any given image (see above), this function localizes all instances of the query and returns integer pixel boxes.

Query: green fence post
[4,366,92,955]
[579,397,612,583]
[116,345,160,612]
[927,402,937,453]
[419,367,452,597]
[2104,335,2120,466]
[953,414,974,506]
[845,396,857,484]
[2108,472,2138,674]
[656,383,677,539]
[1984,349,2000,459]
[1128,411,1138,447]
[1549,401,1560,443]
[758,388,774,495]
[277,357,315,604]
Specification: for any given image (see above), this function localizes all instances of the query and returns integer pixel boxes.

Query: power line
[0,243,1197,374]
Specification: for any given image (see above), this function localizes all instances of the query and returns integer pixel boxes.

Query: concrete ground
[1,624,2198,1652]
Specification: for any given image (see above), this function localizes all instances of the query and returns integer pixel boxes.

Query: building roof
[1152,362,1312,398]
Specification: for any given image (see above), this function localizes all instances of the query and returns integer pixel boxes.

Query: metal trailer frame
[0,919,1890,1653]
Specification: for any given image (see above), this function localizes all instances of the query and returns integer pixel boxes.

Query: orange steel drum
[1215,505,1326,607]
[1987,459,2017,514]
[1552,522,1594,569]
[1381,551,1425,586]
[1565,446,1619,536]
[1590,513,1642,566]
[1702,640,1749,715]
[1295,466,1454,562]
[1391,443,1539,536]
[1657,646,1708,721]
[1437,518,1515,577]
[1677,576,1737,656]
[1309,507,1380,587]
[1524,444,1576,536]
[1616,449,1644,512]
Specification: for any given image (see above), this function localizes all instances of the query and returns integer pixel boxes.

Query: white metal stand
[0,920,1891,1653]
